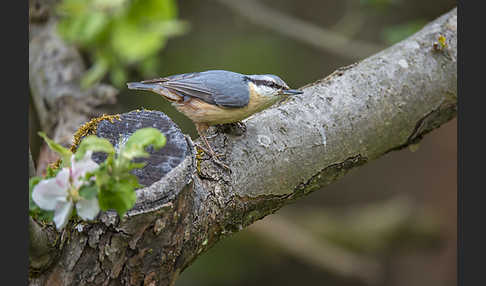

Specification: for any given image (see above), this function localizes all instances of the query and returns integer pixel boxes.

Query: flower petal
[53,200,74,230]
[71,151,99,185]
[76,198,100,221]
[32,169,69,210]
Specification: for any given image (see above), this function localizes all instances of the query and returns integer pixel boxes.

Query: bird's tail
[126,82,181,102]
[126,82,158,91]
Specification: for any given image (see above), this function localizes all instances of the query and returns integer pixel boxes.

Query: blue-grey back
[164,70,250,107]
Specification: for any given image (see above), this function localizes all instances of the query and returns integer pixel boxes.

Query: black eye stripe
[245,77,284,89]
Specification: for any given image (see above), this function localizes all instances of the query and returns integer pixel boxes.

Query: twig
[329,0,366,39]
[215,0,385,59]
[249,215,383,285]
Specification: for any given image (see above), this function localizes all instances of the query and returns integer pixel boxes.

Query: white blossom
[32,151,100,230]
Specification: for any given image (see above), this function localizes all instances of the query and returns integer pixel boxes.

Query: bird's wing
[141,71,250,108]
[140,72,216,104]
[141,72,200,84]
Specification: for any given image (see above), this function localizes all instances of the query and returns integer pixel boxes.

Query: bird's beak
[281,89,304,95]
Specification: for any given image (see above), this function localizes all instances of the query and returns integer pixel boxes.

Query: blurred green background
[30,0,457,285]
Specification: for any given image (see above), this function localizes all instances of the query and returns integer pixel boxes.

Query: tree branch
[28,7,457,285]
[249,195,443,285]
[248,214,383,285]
[214,0,386,59]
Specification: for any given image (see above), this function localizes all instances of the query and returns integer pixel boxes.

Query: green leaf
[120,128,166,160]
[58,11,108,45]
[110,20,166,63]
[79,184,99,200]
[55,0,187,88]
[152,20,189,38]
[92,0,128,11]
[126,161,147,171]
[75,135,115,160]
[78,12,109,44]
[31,209,55,223]
[56,0,87,16]
[94,168,111,187]
[128,0,178,21]
[97,175,139,218]
[38,132,73,167]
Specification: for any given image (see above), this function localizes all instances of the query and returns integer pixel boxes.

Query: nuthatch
[127,70,303,162]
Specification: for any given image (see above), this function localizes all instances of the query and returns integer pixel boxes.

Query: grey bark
[28,6,457,286]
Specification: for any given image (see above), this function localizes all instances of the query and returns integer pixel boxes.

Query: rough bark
[28,6,457,286]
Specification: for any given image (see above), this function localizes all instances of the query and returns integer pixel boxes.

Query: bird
[127,70,303,166]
